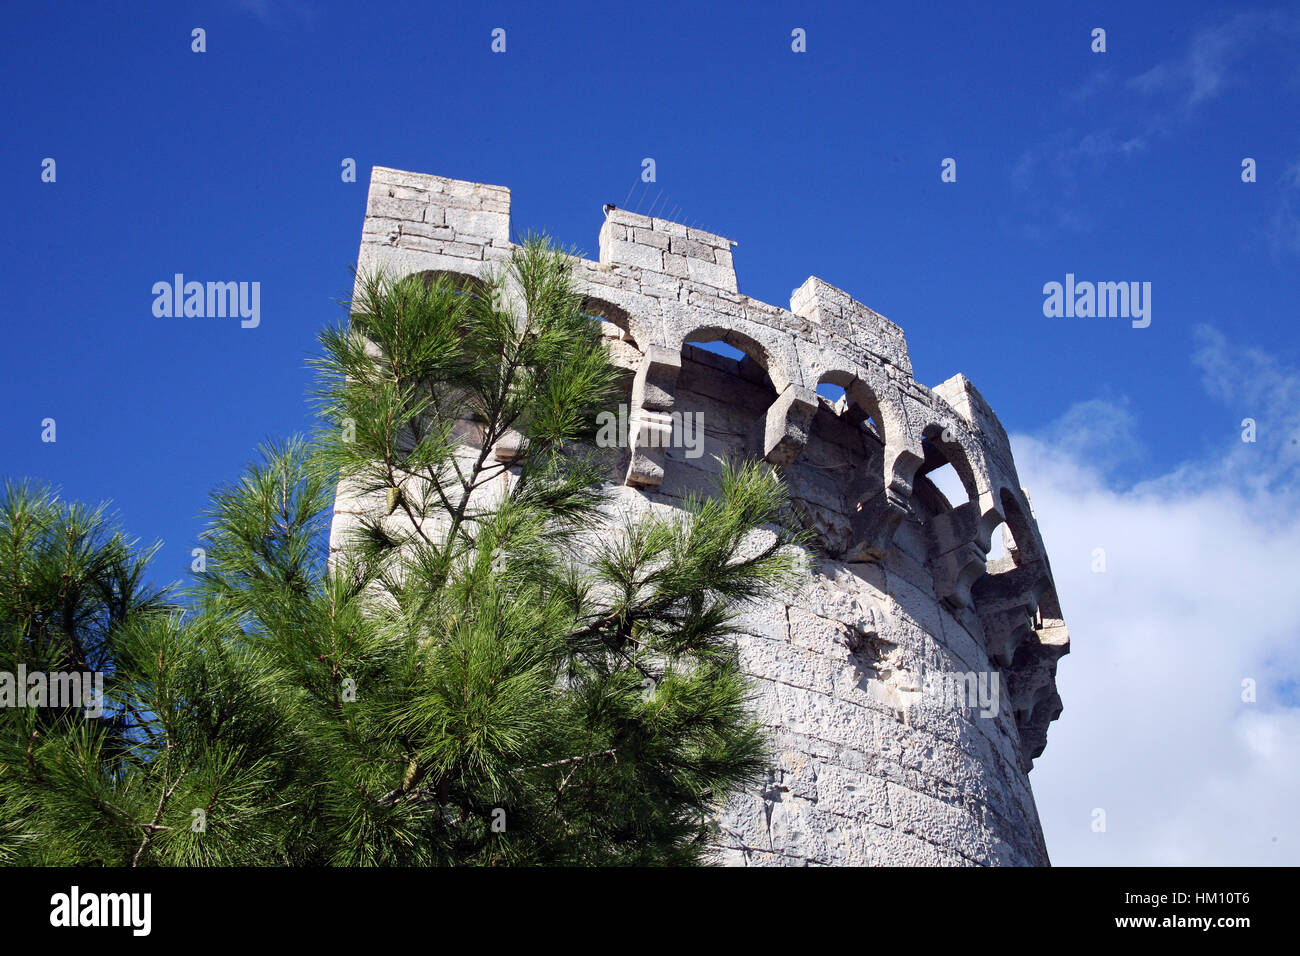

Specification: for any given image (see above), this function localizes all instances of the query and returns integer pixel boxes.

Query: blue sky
[3,1,1299,865]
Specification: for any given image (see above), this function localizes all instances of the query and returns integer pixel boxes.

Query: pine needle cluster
[0,237,808,865]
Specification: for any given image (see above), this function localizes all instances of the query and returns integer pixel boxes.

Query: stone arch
[971,488,1052,667]
[405,268,494,319]
[814,369,903,451]
[681,324,791,396]
[412,268,488,296]
[676,327,782,468]
[408,268,492,343]
[917,423,980,508]
[351,266,487,350]
[579,295,636,343]
[573,263,664,350]
[995,487,1043,567]
[915,422,1004,608]
[809,367,921,562]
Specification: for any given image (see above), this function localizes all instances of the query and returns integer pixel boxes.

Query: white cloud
[1018,327,1300,865]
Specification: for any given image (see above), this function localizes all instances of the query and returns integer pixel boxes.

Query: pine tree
[0,237,808,865]
[0,481,179,864]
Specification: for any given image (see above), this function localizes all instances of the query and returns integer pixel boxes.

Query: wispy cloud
[235,0,319,29]
[1268,154,1300,261]
[1127,10,1299,113]
[1022,326,1300,864]
[1185,324,1300,492]
[1011,9,1300,238]
[1041,396,1145,476]
[1064,69,1114,106]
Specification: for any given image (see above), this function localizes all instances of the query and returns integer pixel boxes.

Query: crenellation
[651,218,688,237]
[336,167,1071,867]
[933,373,1013,456]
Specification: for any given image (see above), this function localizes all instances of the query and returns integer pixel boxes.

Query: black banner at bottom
[0,865,1283,942]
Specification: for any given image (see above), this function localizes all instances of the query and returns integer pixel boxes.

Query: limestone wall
[332,166,1070,866]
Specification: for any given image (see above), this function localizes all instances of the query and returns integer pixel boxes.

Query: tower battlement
[337,166,1070,866]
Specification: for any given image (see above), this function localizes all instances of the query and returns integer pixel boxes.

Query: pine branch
[131,741,184,866]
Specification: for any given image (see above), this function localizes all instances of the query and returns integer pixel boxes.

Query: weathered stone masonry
[331,166,1070,866]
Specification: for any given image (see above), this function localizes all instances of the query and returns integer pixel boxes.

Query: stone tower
[330,166,1070,866]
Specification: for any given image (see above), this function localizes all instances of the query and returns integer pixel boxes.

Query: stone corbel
[845,478,912,563]
[933,543,987,610]
[763,383,819,466]
[1006,597,1069,770]
[626,410,674,485]
[844,443,923,563]
[1007,640,1067,769]
[492,427,526,463]
[929,500,994,609]
[1015,685,1062,772]
[980,606,1037,669]
[972,560,1050,666]
[625,345,681,487]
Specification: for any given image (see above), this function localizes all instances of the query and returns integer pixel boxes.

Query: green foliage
[0,237,808,866]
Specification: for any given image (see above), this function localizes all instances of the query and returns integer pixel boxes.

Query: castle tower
[331,167,1070,866]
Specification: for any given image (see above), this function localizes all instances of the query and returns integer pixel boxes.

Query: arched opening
[910,425,990,608]
[405,270,490,341]
[780,371,894,561]
[415,269,487,298]
[816,380,847,404]
[970,488,1051,669]
[580,296,636,348]
[669,328,780,466]
[913,425,978,518]
[815,371,885,445]
[694,339,744,360]
[917,461,966,513]
[985,520,1014,569]
[996,488,1041,566]
[683,327,778,395]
